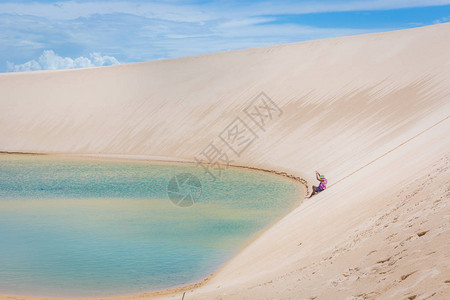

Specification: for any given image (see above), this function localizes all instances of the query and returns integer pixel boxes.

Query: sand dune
[0,23,449,299]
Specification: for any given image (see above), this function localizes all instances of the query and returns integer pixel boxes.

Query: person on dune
[308,171,327,198]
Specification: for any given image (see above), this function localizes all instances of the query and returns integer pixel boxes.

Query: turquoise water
[0,154,304,297]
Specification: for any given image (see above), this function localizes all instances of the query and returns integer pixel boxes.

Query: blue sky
[1,0,450,72]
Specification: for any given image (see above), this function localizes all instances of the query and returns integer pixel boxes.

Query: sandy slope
[0,23,449,300]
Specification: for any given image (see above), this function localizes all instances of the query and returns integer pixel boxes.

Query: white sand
[0,23,449,300]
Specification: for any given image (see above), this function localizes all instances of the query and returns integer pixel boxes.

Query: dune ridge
[0,23,449,299]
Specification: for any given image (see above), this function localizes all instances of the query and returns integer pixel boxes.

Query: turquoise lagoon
[0,154,305,297]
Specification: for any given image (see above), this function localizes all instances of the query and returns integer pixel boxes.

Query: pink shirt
[319,178,327,190]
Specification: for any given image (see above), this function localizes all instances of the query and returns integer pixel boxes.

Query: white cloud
[433,16,450,24]
[244,0,450,16]
[0,1,213,22]
[1,0,449,22]
[219,17,276,29]
[6,60,41,72]
[6,50,120,72]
